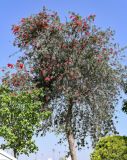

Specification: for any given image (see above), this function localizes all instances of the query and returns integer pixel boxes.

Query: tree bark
[66,98,77,160]
[13,149,17,158]
[67,130,77,160]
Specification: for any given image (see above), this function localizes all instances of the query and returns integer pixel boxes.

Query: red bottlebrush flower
[97,59,102,63]
[19,63,24,69]
[70,15,74,19]
[12,25,20,34]
[83,22,88,29]
[75,20,82,26]
[85,32,90,36]
[7,63,14,68]
[43,23,49,29]
[41,70,46,76]
[21,18,26,23]
[30,26,33,31]
[102,48,107,51]
[45,77,51,82]
[97,54,103,63]
[22,33,29,39]
[97,54,103,59]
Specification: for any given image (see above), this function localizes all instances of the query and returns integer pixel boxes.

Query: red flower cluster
[12,25,20,34]
[21,18,26,23]
[19,63,24,69]
[7,63,24,69]
[7,63,14,68]
[44,77,51,82]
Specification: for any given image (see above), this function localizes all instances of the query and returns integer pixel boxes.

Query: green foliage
[122,83,127,114]
[0,85,50,157]
[91,136,127,160]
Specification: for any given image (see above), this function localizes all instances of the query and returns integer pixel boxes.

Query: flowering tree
[7,8,126,160]
[2,61,34,91]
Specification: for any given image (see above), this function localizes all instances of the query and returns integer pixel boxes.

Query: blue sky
[1,1,127,160]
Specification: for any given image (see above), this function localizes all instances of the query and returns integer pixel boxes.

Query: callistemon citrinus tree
[7,8,126,160]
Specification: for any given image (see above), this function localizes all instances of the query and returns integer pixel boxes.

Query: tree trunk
[67,130,77,160]
[13,149,17,158]
[66,98,77,160]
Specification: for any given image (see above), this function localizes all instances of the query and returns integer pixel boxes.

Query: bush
[91,136,127,160]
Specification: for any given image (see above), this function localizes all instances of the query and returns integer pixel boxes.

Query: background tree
[122,83,127,114]
[6,8,126,160]
[91,136,127,160]
[0,85,50,158]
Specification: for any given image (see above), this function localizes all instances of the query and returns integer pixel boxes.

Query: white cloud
[48,158,53,160]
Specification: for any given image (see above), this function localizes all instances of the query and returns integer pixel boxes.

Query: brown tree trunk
[13,149,17,158]
[67,130,77,160]
[66,98,77,160]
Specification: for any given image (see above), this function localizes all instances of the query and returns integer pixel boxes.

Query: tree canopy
[0,86,50,157]
[91,136,127,160]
